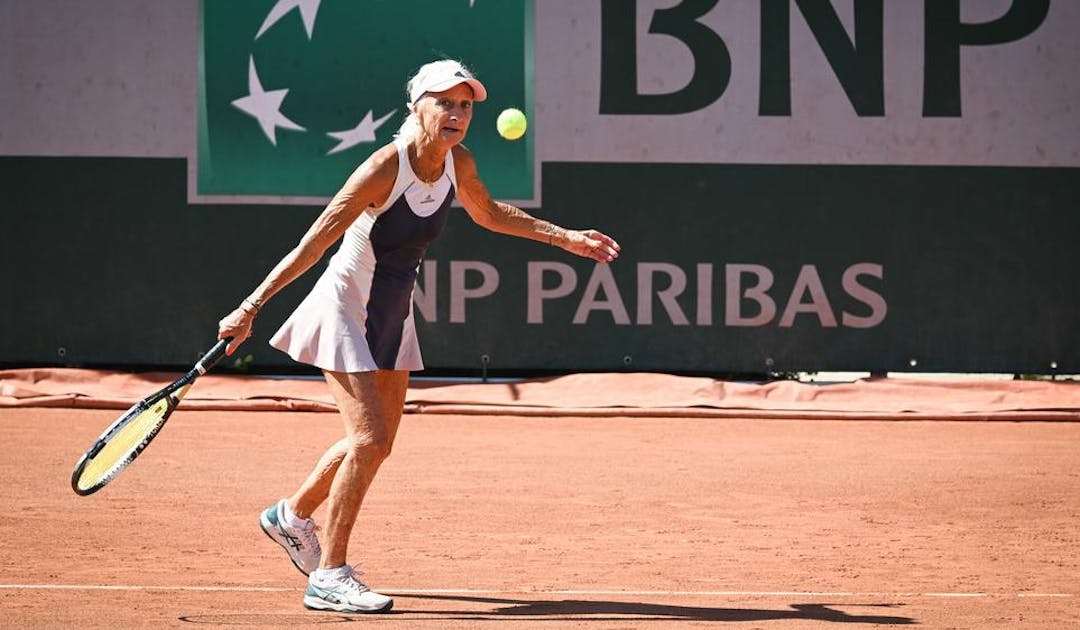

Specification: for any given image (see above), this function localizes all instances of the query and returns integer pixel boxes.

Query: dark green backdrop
[3,156,1076,375]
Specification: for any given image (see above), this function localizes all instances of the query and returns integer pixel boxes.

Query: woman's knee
[345,431,394,462]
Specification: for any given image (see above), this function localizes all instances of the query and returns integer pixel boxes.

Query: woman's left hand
[559,229,621,263]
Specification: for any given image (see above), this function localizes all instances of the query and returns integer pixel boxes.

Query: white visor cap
[408,60,487,105]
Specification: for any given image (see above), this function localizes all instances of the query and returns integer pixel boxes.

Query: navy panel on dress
[365,185,454,368]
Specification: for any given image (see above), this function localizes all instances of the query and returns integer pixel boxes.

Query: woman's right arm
[218,145,398,355]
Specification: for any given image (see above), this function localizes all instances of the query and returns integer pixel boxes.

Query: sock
[313,565,351,580]
[280,499,308,529]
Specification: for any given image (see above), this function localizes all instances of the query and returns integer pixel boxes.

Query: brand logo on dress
[420,194,435,204]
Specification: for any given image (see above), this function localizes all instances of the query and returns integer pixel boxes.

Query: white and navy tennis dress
[270,138,456,372]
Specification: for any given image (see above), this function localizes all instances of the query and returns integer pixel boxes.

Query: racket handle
[196,337,233,375]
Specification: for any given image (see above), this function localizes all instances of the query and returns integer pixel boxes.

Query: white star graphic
[256,0,322,40]
[326,110,397,155]
[231,57,306,145]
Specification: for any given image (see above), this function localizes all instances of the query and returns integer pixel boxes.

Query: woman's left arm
[453,145,620,263]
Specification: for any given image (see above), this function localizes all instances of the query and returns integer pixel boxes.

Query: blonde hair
[394,113,420,140]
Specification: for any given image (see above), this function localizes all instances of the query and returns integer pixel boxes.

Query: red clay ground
[2,408,1079,628]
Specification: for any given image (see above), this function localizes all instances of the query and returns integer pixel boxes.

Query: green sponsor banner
[198,0,534,201]
[412,162,1080,374]
[2,157,1078,374]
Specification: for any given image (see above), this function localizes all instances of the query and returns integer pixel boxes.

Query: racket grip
[196,337,233,375]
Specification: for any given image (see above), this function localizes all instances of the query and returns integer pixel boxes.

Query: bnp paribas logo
[195,0,536,205]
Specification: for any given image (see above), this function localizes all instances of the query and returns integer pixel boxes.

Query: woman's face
[414,83,474,145]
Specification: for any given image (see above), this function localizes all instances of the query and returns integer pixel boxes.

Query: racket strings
[71,339,226,496]
[74,398,170,491]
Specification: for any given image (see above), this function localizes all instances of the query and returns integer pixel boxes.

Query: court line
[0,584,1073,598]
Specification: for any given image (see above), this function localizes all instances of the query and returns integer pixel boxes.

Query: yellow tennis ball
[496,108,527,140]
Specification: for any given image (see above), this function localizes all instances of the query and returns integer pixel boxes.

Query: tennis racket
[71,337,232,496]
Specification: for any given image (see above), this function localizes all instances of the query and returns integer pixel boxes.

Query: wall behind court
[2,0,1077,375]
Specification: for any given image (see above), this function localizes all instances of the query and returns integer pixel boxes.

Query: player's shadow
[394,593,917,624]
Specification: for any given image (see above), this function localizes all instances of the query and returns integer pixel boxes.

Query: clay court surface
[2,375,1080,628]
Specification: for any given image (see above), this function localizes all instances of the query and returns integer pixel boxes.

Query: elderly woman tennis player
[218,59,620,614]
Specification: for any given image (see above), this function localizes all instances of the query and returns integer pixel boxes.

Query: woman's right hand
[218,306,256,356]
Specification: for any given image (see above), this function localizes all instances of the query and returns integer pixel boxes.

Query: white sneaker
[259,499,321,576]
[304,565,393,613]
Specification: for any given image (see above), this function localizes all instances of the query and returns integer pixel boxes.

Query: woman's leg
[313,368,409,569]
[286,370,410,519]
[287,436,349,520]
